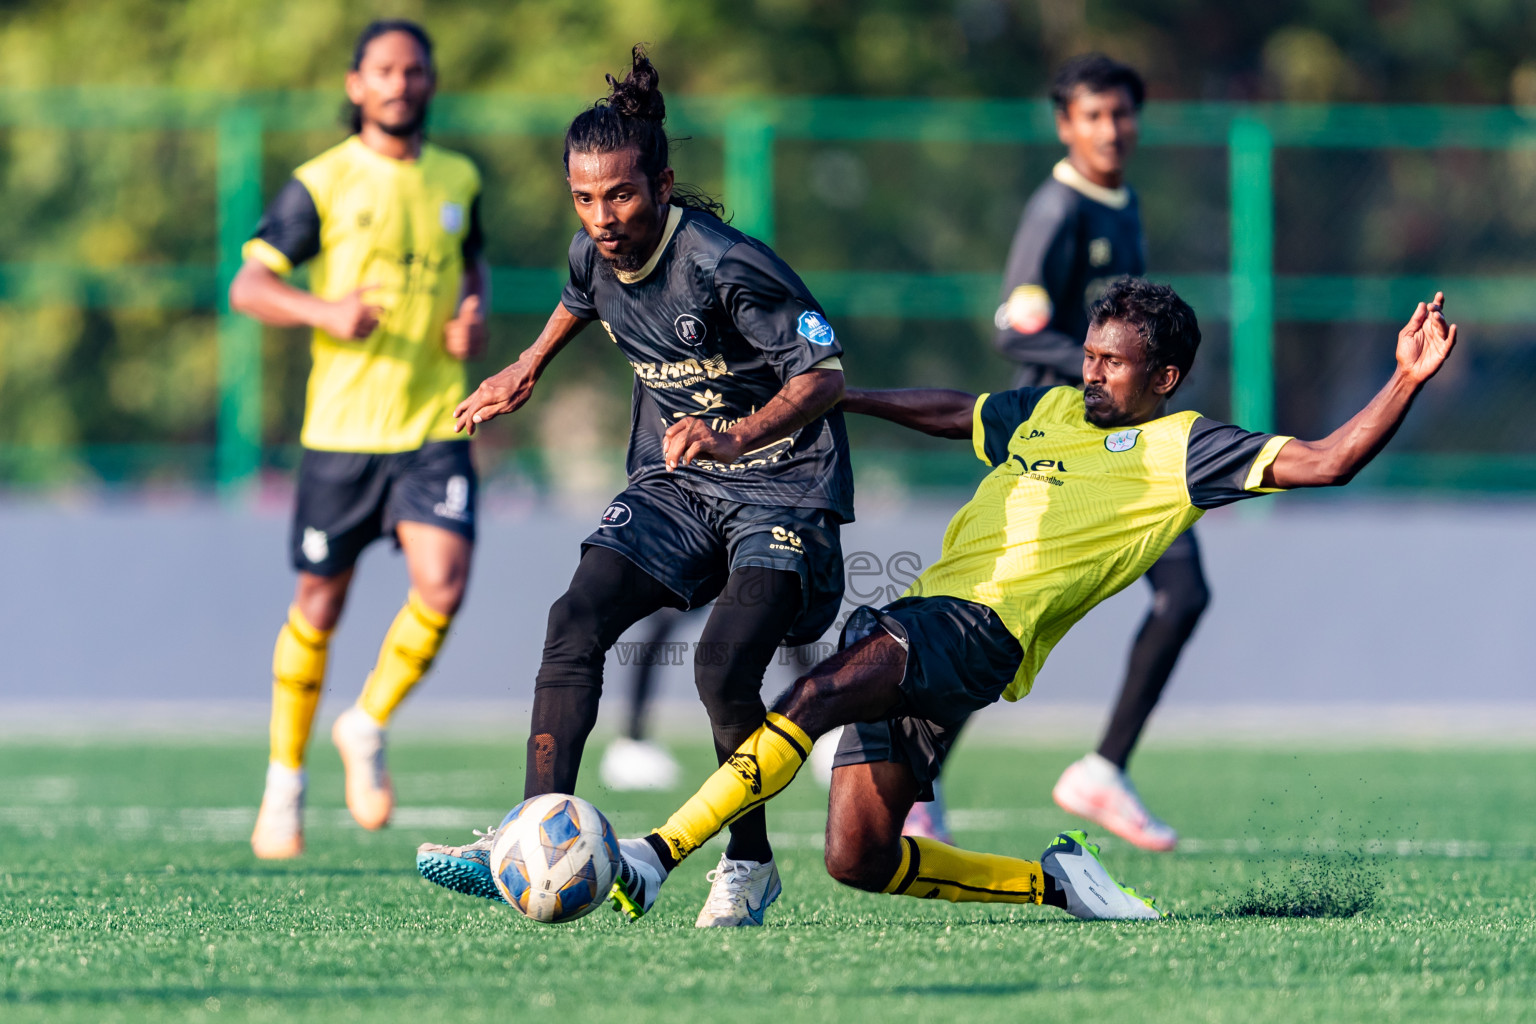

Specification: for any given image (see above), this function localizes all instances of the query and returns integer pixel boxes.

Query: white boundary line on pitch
[2,700,1535,745]
[0,805,1528,861]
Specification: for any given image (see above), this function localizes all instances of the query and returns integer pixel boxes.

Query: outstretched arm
[452,302,590,435]
[1265,292,1458,489]
[840,387,979,439]
[663,368,846,470]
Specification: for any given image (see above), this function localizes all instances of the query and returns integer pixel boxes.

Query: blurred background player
[232,20,488,859]
[418,47,851,927]
[969,53,1205,851]
[599,607,694,792]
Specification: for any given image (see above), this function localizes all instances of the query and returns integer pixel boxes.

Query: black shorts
[832,596,1023,801]
[582,474,844,646]
[290,441,477,577]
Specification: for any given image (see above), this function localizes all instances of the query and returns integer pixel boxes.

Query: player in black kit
[416,47,852,927]
[992,55,1204,851]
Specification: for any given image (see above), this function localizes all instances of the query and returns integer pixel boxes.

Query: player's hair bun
[564,44,724,218]
[604,45,666,123]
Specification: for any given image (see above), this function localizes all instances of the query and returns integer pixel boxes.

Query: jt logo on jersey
[674,313,708,346]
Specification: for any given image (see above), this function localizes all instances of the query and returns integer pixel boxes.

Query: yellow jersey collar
[346,134,428,171]
[616,204,684,285]
[1052,159,1130,210]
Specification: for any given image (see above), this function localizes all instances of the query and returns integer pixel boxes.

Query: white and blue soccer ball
[490,793,619,923]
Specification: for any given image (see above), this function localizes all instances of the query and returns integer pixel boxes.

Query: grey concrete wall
[1,494,1531,714]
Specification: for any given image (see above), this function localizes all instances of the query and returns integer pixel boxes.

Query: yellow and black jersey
[244,136,483,454]
[909,386,1292,701]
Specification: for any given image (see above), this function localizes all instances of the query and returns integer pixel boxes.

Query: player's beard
[375,104,428,138]
[594,247,647,276]
[1083,384,1127,427]
[593,201,667,276]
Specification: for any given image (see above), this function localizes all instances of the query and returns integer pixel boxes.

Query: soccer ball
[490,793,620,923]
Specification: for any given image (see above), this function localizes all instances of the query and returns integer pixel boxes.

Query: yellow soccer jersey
[243,137,483,453]
[909,386,1292,701]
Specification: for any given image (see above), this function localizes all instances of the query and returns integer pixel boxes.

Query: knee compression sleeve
[358,590,451,724]
[270,605,333,769]
[882,836,1045,905]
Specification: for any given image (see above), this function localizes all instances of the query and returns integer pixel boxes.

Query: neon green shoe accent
[1051,828,1100,857]
[610,879,647,922]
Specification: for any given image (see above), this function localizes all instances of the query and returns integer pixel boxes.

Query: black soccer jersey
[561,205,854,522]
[993,159,1146,381]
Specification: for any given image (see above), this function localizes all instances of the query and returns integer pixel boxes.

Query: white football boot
[610,837,670,921]
[599,737,681,792]
[251,762,305,860]
[1052,753,1178,852]
[695,855,783,927]
[1040,829,1163,920]
[416,825,505,902]
[332,704,394,830]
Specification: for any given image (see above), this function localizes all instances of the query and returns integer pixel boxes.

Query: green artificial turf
[1,738,1534,1022]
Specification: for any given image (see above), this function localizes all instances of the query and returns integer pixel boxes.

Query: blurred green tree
[2,0,1534,483]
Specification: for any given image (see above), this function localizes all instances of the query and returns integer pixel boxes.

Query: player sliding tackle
[611,278,1458,921]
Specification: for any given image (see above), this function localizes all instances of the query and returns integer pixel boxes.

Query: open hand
[663,416,742,471]
[444,294,487,361]
[322,285,382,340]
[453,353,539,435]
[1396,291,1458,386]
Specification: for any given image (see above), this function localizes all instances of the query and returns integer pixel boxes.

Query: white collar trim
[1053,159,1130,210]
[615,204,684,284]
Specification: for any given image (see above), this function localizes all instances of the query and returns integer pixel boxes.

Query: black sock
[645,832,678,872]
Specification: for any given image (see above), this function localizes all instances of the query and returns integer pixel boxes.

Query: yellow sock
[357,590,451,725]
[652,712,811,864]
[882,836,1045,904]
[270,605,332,770]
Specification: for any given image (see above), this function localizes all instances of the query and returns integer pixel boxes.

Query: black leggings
[527,545,801,862]
[1096,532,1210,768]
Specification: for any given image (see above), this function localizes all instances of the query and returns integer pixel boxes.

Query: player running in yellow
[610,279,1457,920]
[230,20,488,859]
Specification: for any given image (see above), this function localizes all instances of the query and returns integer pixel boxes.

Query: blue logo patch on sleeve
[796,310,837,346]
